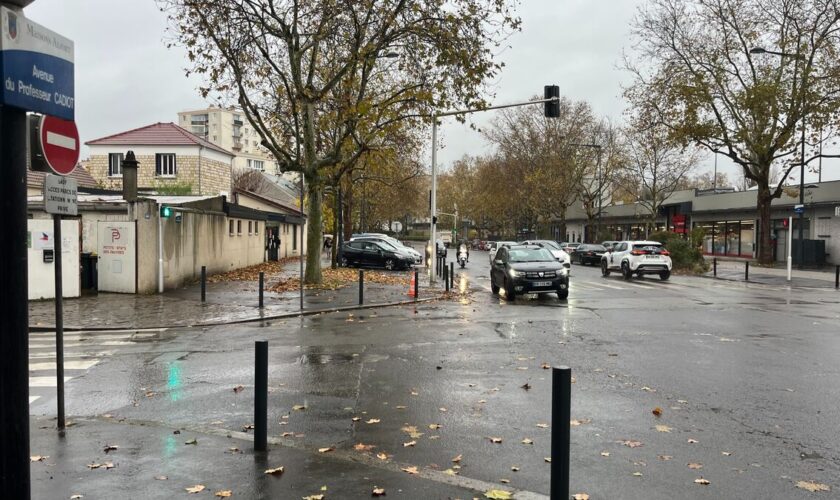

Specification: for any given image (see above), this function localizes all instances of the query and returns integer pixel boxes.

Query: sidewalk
[29,415,495,500]
[29,258,441,330]
[704,258,839,288]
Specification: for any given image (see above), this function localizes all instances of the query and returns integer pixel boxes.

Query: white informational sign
[44,174,77,215]
[97,221,136,293]
[33,229,52,249]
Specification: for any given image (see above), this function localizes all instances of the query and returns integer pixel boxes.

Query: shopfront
[697,220,755,258]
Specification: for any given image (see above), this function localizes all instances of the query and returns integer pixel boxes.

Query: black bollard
[200,266,206,302]
[254,341,268,452]
[414,270,419,300]
[444,265,449,292]
[450,262,455,290]
[359,270,364,305]
[745,261,749,281]
[713,258,717,277]
[836,265,839,289]
[551,366,572,500]
[258,271,264,309]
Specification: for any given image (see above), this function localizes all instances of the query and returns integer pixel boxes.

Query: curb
[699,273,839,289]
[29,295,443,333]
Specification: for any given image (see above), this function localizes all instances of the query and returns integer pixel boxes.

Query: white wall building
[177,106,279,175]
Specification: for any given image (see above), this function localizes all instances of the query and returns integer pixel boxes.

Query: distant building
[177,106,279,175]
[85,122,234,196]
[26,164,99,197]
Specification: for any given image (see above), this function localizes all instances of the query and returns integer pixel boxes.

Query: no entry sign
[39,114,79,175]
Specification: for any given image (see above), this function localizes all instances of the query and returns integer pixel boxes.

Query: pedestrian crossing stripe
[28,359,100,371]
[29,376,72,387]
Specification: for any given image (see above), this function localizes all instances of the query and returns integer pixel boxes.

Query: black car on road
[490,244,569,301]
[573,244,607,265]
[340,240,414,270]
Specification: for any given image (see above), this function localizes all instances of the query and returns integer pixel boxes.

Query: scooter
[458,249,468,269]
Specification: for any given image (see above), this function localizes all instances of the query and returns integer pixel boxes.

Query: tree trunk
[557,207,567,243]
[756,184,773,265]
[304,173,323,284]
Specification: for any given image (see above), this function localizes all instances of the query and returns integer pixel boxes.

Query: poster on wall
[33,230,53,249]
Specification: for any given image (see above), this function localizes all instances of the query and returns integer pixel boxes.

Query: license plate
[533,281,552,287]
[645,255,660,259]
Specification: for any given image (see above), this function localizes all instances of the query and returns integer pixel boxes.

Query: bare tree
[232,168,272,195]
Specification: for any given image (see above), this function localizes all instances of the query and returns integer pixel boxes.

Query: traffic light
[160,206,172,218]
[544,85,560,118]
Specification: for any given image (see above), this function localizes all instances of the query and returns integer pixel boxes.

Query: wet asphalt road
[30,250,840,499]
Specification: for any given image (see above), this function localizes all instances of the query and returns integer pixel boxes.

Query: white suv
[601,240,672,280]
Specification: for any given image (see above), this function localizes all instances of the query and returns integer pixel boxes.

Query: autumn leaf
[155,475,168,480]
[376,452,389,460]
[366,419,380,424]
[541,363,551,369]
[484,489,512,499]
[302,495,324,500]
[70,496,84,499]
[489,437,503,443]
[103,462,115,469]
[292,404,307,411]
[722,451,732,456]
[103,445,119,453]
[521,438,534,445]
[443,468,458,476]
[228,447,242,454]
[264,466,285,475]
[658,455,673,461]
[241,424,254,431]
[600,451,610,457]
[401,466,419,474]
[233,385,245,394]
[452,454,462,463]
[622,440,643,448]
[652,407,663,417]
[632,472,643,477]
[318,447,334,453]
[87,463,102,469]
[402,440,417,447]
[185,438,198,445]
[499,479,510,484]
[573,494,590,500]
[352,417,361,422]
[372,486,386,496]
[687,438,699,444]
[688,463,703,470]
[796,481,830,492]
[536,423,549,429]
[185,485,206,494]
[510,466,519,472]
[694,478,710,485]
[215,491,233,498]
[655,425,672,433]
[570,419,591,426]
[428,424,442,430]
[544,457,551,463]
[354,443,375,452]
[30,455,48,462]
[520,383,531,391]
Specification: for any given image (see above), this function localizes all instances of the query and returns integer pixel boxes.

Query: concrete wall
[28,219,80,300]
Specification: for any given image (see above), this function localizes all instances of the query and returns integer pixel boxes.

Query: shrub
[648,230,708,272]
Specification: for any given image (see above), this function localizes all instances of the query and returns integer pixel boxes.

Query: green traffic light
[160,206,172,218]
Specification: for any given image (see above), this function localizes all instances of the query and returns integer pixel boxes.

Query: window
[237,220,242,235]
[108,153,124,177]
[248,221,253,234]
[254,222,259,235]
[229,220,234,235]
[155,153,177,177]
[247,159,265,171]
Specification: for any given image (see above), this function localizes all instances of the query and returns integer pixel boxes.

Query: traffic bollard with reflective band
[254,341,268,452]
[551,366,571,500]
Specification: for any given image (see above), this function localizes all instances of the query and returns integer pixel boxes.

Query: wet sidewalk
[29,415,490,500]
[29,259,440,330]
[704,258,840,288]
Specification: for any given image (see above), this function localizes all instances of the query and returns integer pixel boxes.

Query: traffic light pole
[0,105,31,499]
[158,206,165,293]
[428,93,560,286]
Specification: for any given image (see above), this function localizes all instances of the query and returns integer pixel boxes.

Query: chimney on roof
[122,150,139,202]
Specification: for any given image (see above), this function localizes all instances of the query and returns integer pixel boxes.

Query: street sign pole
[0,104,31,500]
[53,213,65,429]
[787,216,793,282]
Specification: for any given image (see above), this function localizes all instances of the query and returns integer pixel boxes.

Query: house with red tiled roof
[85,122,235,196]
[26,164,100,196]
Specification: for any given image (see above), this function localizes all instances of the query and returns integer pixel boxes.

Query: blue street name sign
[794,204,805,214]
[0,6,74,120]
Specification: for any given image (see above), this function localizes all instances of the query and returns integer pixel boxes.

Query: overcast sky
[25,0,836,184]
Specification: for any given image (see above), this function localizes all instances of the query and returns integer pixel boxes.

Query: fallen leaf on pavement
[215,491,232,498]
[376,452,389,461]
[185,485,206,494]
[632,472,643,477]
[521,438,534,445]
[354,443,375,452]
[658,455,673,461]
[86,463,102,470]
[241,424,254,431]
[103,445,118,453]
[429,424,442,430]
[366,419,381,424]
[570,419,591,426]
[484,490,512,499]
[443,468,458,476]
[318,447,334,453]
[403,440,417,447]
[511,466,519,471]
[655,425,672,433]
[573,494,590,500]
[489,437,503,443]
[352,417,361,422]
[520,383,531,391]
[228,447,241,454]
[264,466,284,475]
[541,363,551,369]
[694,478,710,485]
[372,486,386,496]
[536,423,549,429]
[722,451,732,456]
[185,438,198,445]
[292,404,307,411]
[796,481,830,492]
[652,407,663,417]
[154,476,168,480]
[302,495,324,500]
[600,452,610,457]
[439,407,447,412]
[281,432,294,437]
[688,463,703,470]
[452,454,462,463]
[687,438,699,444]
[500,479,510,484]
[641,386,655,392]
[70,496,83,499]
[103,462,115,469]
[401,466,419,475]
[395,405,407,410]
[233,385,245,393]
[544,457,551,463]
[30,455,48,462]
[622,440,643,448]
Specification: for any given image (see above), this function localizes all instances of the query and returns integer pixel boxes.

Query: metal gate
[97,221,136,293]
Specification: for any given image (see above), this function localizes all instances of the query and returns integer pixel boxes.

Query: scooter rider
[458,240,469,262]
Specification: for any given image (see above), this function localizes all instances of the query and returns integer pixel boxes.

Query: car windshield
[588,245,606,252]
[508,248,555,262]
[633,243,664,252]
[538,240,562,251]
[375,241,398,251]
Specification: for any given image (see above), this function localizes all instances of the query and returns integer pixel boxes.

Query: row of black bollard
[450,262,455,290]
[201,266,266,309]
[359,270,365,305]
[258,271,264,309]
[745,261,750,281]
[713,258,717,277]
[551,366,572,499]
[444,265,449,292]
[254,340,268,452]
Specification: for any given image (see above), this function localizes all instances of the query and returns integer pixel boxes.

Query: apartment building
[177,106,279,174]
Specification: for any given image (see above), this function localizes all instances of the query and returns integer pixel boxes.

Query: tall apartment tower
[178,106,279,174]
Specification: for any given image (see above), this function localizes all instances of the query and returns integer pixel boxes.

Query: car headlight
[559,268,569,276]
[508,268,520,277]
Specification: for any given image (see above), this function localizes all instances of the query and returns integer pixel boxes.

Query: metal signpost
[0,3,74,497]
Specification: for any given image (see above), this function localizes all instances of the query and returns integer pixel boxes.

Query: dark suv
[490,244,569,301]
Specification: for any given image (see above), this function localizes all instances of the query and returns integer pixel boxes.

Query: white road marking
[29,396,40,404]
[29,376,72,388]
[29,359,100,371]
